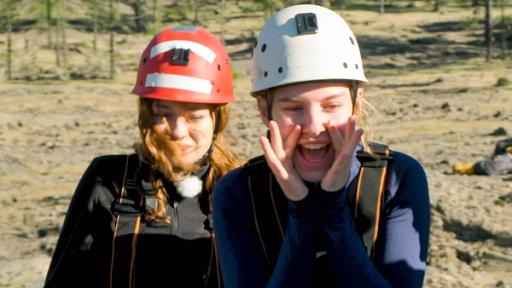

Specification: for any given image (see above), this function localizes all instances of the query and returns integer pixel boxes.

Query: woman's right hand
[259,121,308,201]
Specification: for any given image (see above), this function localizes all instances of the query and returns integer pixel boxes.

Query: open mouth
[298,143,331,164]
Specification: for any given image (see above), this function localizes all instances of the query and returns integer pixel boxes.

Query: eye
[281,104,303,112]
[189,113,204,120]
[323,102,342,112]
[152,117,163,125]
[188,111,208,121]
[153,112,172,123]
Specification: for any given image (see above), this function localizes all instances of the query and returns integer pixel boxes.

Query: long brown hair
[136,97,241,223]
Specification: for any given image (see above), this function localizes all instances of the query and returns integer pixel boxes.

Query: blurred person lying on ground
[453,137,512,176]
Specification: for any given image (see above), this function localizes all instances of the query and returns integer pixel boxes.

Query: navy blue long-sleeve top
[213,147,430,287]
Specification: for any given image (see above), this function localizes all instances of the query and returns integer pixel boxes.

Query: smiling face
[259,81,355,182]
[151,100,215,170]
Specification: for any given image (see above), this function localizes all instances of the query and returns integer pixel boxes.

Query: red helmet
[132,26,234,104]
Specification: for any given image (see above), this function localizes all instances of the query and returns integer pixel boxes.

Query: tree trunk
[55,0,66,68]
[152,0,158,31]
[6,0,13,80]
[93,0,98,52]
[317,0,332,7]
[485,0,492,62]
[500,0,504,24]
[434,0,440,12]
[499,0,506,57]
[109,0,115,79]
[380,0,385,14]
[133,0,143,32]
[61,20,67,68]
[47,0,53,48]
[55,18,61,67]
[193,0,200,25]
[338,0,347,11]
[220,0,225,44]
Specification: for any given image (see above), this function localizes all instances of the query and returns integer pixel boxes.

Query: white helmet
[251,4,367,95]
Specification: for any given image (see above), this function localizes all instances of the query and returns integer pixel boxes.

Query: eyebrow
[154,102,210,113]
[277,93,348,103]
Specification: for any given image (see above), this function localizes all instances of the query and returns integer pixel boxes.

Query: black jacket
[45,154,218,288]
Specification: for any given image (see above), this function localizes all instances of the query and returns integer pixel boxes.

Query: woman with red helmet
[45,26,240,288]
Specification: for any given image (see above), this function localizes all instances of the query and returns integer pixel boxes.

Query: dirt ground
[0,3,511,287]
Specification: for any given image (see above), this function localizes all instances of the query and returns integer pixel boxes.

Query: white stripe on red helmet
[150,40,216,64]
[145,73,213,95]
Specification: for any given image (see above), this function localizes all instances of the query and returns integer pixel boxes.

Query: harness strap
[110,155,143,288]
[354,143,391,257]
[247,156,287,266]
[207,191,222,288]
[210,232,222,288]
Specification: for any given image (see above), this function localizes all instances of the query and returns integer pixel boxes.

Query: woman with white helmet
[45,26,240,287]
[213,4,430,287]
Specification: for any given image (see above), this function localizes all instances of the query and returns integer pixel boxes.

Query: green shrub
[232,68,240,81]
[461,17,481,30]
[496,77,512,87]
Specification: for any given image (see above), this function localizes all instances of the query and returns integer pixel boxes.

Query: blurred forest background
[0,0,510,81]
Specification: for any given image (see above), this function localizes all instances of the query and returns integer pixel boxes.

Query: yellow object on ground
[452,162,475,175]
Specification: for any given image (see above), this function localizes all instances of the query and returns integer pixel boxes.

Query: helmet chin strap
[265,90,273,122]
[350,81,359,115]
[198,108,221,166]
[198,144,214,166]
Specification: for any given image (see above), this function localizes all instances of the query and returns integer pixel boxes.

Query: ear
[256,96,270,126]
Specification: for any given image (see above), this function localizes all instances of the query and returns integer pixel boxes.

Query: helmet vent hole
[142,57,147,63]
[278,67,283,73]
[217,89,220,93]
[349,37,354,45]
[343,62,348,68]
[261,44,267,53]
[264,71,268,77]
[254,40,258,48]
[217,64,221,71]
[355,64,359,69]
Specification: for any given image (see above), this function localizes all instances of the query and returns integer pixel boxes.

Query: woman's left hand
[320,116,363,192]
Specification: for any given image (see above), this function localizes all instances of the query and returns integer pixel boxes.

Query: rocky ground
[0,3,511,287]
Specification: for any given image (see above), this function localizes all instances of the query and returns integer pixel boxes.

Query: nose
[164,116,188,140]
[301,107,326,136]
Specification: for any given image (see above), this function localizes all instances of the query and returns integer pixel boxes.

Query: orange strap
[354,145,390,258]
[109,155,142,288]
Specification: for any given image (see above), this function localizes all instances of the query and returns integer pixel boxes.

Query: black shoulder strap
[354,142,392,258]
[109,154,143,288]
[245,156,288,267]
